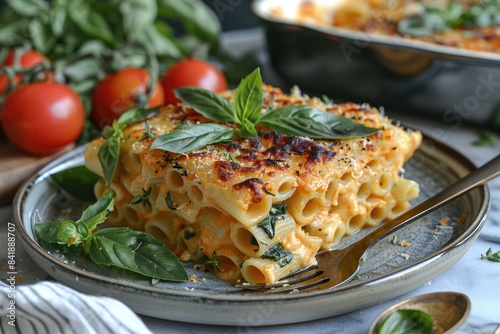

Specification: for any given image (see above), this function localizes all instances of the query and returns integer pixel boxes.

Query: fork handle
[354,153,500,252]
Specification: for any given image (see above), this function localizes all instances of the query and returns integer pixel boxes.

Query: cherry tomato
[161,58,228,106]
[91,68,164,129]
[1,82,85,155]
[0,49,48,96]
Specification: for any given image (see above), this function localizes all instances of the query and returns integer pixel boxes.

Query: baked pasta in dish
[268,0,500,53]
[84,84,422,284]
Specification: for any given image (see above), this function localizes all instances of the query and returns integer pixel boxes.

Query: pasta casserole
[84,84,422,284]
[268,0,500,53]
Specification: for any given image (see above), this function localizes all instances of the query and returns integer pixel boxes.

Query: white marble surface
[1,29,500,334]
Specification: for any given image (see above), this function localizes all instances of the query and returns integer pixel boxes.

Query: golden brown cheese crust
[135,85,416,205]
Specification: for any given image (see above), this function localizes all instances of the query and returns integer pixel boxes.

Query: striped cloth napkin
[0,281,152,334]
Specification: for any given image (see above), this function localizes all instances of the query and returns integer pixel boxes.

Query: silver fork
[236,154,500,293]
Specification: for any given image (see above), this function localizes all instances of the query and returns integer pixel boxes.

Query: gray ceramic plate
[13,139,489,326]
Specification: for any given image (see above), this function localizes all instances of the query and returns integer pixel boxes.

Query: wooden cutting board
[0,135,74,205]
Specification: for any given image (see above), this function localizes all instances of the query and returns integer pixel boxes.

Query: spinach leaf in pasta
[263,243,293,267]
[257,204,288,239]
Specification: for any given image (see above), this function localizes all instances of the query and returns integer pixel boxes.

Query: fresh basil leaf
[98,136,120,185]
[158,0,220,48]
[234,68,263,125]
[50,166,100,202]
[174,87,235,123]
[138,25,182,58]
[377,309,435,334]
[34,219,83,246]
[119,0,157,40]
[77,190,115,231]
[0,20,26,45]
[117,106,162,127]
[258,105,379,139]
[68,1,116,47]
[151,123,234,154]
[62,58,103,82]
[68,79,98,97]
[237,118,258,138]
[6,0,48,17]
[28,19,57,54]
[89,228,188,281]
[49,2,68,37]
[262,243,293,267]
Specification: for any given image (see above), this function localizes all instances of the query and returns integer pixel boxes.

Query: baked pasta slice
[84,80,422,284]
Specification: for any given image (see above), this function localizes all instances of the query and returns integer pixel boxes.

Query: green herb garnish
[139,121,156,141]
[34,190,188,282]
[99,106,161,185]
[257,204,287,239]
[262,243,293,267]
[473,129,497,147]
[481,248,500,262]
[150,68,379,154]
[165,192,177,210]
[377,309,435,334]
[128,186,152,207]
[204,251,221,271]
[398,1,500,37]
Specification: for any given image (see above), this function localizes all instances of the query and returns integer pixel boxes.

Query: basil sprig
[99,106,161,185]
[151,68,379,154]
[34,190,188,282]
[376,309,435,334]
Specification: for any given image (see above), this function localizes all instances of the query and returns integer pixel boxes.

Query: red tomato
[161,58,228,106]
[91,68,164,129]
[1,82,85,155]
[0,49,48,96]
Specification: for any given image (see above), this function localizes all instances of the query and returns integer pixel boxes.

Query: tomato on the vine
[1,82,85,155]
[0,49,48,96]
[161,58,228,106]
[91,68,164,129]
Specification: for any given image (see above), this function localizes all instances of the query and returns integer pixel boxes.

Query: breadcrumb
[397,240,411,247]
[438,217,450,225]
[456,212,468,224]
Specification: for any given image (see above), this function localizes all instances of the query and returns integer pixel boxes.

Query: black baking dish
[252,0,500,127]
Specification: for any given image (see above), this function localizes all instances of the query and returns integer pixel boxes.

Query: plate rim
[12,137,491,323]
